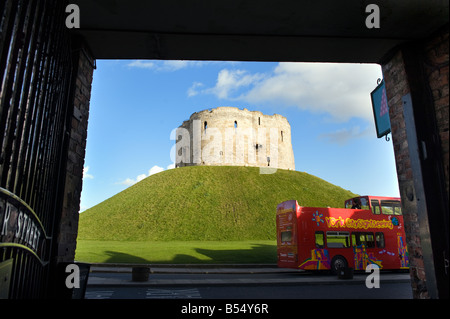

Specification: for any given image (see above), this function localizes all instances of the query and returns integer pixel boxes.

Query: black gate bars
[1,0,73,298]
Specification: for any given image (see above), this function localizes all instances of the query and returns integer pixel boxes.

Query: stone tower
[174,107,295,171]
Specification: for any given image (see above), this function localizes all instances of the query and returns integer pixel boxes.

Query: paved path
[87,263,411,287]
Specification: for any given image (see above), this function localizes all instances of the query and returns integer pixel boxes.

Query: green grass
[75,240,277,264]
[76,166,357,264]
[78,166,357,242]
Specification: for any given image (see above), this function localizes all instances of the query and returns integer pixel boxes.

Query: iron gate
[0,0,73,298]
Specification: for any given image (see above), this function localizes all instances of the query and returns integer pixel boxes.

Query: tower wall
[175,107,295,170]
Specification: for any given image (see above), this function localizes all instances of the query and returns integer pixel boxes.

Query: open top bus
[276,196,409,273]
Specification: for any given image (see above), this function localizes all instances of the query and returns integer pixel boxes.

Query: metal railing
[1,0,73,298]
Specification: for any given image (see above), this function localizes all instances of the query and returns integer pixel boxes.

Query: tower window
[281,131,284,142]
[234,121,237,128]
[204,121,207,133]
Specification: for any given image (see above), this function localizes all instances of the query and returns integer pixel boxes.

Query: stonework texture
[176,107,295,171]
[382,26,449,299]
[56,44,95,263]
[424,30,449,197]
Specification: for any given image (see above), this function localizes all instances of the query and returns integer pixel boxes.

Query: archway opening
[75,59,400,264]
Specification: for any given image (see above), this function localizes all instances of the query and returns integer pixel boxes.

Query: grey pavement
[86,263,412,287]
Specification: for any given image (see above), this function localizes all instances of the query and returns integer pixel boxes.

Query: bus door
[276,201,299,268]
[351,232,383,270]
[379,199,409,269]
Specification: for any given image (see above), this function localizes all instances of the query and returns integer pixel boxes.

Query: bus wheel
[331,256,348,275]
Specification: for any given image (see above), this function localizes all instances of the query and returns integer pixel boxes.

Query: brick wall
[424,30,449,197]
[382,49,424,297]
[382,26,449,298]
[56,41,95,263]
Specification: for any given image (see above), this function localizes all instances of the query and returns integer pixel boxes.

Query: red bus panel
[276,198,409,272]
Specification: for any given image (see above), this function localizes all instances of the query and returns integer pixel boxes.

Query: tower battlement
[175,107,295,171]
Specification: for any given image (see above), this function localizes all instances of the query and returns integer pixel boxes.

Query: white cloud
[119,178,136,187]
[162,60,197,71]
[136,173,148,183]
[187,82,204,97]
[118,165,169,186]
[127,60,188,71]
[193,62,382,122]
[127,60,156,69]
[128,60,217,72]
[83,166,94,179]
[319,125,372,145]
[148,165,164,176]
[205,69,266,99]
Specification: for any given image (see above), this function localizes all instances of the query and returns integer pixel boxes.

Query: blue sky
[80,60,399,212]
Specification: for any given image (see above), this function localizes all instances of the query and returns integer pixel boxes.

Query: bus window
[381,200,402,215]
[360,197,369,210]
[346,197,369,209]
[281,231,292,242]
[366,233,375,248]
[375,232,385,248]
[326,231,350,248]
[350,198,361,209]
[371,200,381,215]
[351,233,358,245]
[352,232,376,248]
[315,231,324,248]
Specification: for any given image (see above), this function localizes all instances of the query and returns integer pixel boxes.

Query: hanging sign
[370,80,391,138]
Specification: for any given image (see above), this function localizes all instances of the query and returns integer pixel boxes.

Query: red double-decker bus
[276,196,409,273]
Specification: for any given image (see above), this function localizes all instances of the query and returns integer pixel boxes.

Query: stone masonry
[175,107,295,171]
[56,41,95,263]
[381,26,449,298]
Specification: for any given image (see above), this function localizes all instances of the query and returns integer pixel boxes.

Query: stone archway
[1,1,448,298]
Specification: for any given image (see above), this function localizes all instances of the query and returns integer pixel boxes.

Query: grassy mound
[78,166,356,241]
